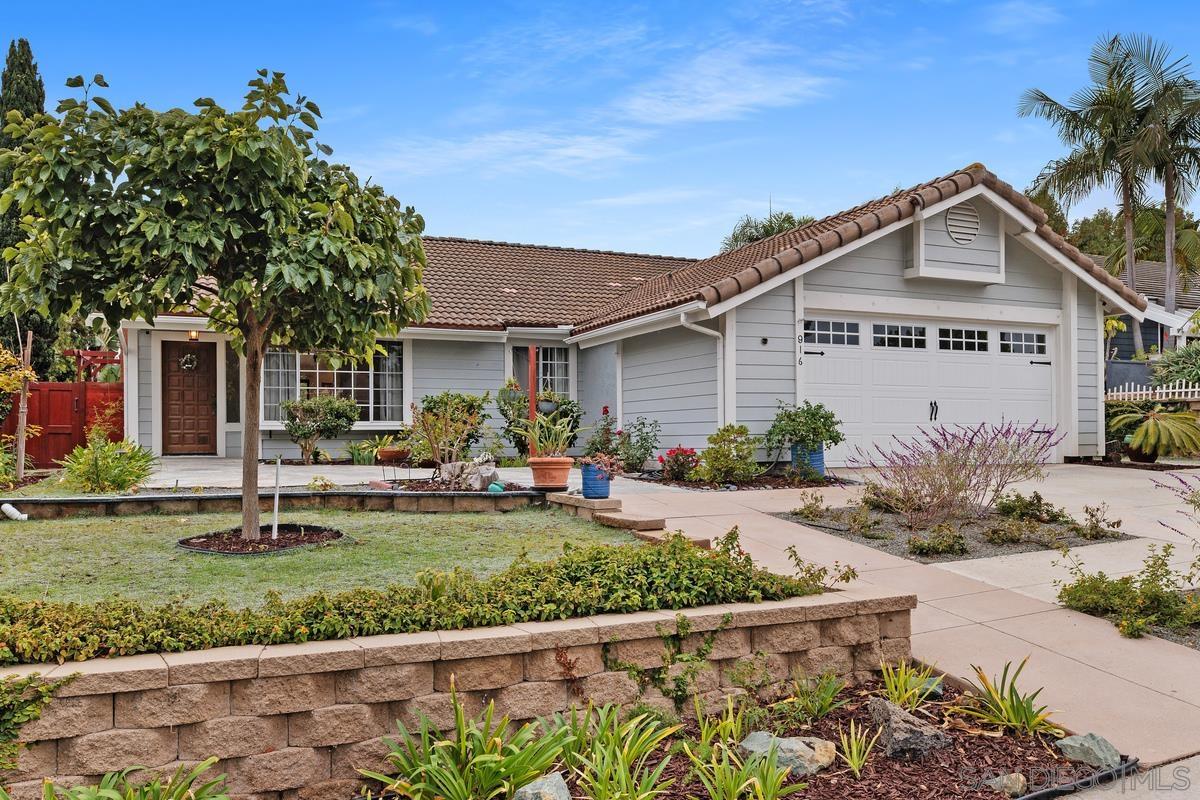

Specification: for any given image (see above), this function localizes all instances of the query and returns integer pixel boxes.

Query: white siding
[622,325,718,451]
[923,201,1002,276]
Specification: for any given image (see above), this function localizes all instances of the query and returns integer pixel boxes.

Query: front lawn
[0,507,634,607]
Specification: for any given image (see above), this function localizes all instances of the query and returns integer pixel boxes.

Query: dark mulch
[1079,458,1200,472]
[3,474,48,492]
[1148,623,1200,651]
[774,508,1133,564]
[568,683,1099,800]
[628,472,850,491]
[177,523,344,554]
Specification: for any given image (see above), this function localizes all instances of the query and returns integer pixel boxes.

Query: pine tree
[0,38,57,377]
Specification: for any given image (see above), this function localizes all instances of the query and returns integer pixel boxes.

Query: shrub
[849,422,1060,529]
[495,380,578,455]
[57,434,157,493]
[420,391,491,451]
[584,406,620,457]
[982,518,1036,545]
[410,393,490,466]
[907,524,968,556]
[0,530,842,665]
[762,400,844,459]
[690,425,761,483]
[617,417,661,471]
[280,395,360,464]
[1152,342,1200,385]
[995,491,1072,524]
[1070,503,1123,540]
[951,658,1063,737]
[790,490,828,521]
[658,445,699,480]
[1106,402,1200,459]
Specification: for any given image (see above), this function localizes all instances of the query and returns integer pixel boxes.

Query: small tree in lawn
[0,71,429,538]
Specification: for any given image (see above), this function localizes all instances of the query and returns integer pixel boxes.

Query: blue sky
[4,1,1200,257]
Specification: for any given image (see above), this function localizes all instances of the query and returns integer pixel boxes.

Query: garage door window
[938,327,988,352]
[999,331,1047,355]
[804,319,860,346]
[872,323,926,348]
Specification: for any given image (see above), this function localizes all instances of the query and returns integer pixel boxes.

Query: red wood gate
[1,382,124,468]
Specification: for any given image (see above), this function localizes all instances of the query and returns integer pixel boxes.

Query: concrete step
[593,511,667,531]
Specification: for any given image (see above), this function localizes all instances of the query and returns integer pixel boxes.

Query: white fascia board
[397,327,508,342]
[506,326,571,339]
[566,301,705,348]
[701,219,916,319]
[1015,232,1145,320]
[901,265,1004,284]
[122,315,212,331]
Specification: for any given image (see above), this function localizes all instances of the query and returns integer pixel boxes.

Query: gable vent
[945,202,981,245]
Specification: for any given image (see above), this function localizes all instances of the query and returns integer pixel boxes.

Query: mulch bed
[3,474,49,492]
[570,683,1100,800]
[177,523,344,554]
[629,472,850,491]
[375,479,529,493]
[1079,458,1200,472]
[775,508,1133,564]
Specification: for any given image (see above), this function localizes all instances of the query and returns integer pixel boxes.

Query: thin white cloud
[386,15,438,36]
[583,188,716,207]
[982,1,1063,37]
[619,46,829,125]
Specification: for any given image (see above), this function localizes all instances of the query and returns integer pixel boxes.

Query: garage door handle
[929,401,935,421]
[1029,359,1052,366]
[803,350,825,356]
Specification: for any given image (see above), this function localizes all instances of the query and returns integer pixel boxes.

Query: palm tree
[1103,204,1200,292]
[720,210,816,253]
[1019,35,1151,354]
[1121,34,1200,318]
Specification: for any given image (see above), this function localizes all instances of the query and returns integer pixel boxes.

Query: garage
[801,315,1056,465]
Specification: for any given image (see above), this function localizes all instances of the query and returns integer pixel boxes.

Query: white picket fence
[1106,379,1200,402]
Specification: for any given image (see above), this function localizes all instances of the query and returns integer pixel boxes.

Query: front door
[163,340,217,455]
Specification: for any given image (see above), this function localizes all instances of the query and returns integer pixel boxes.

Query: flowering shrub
[690,424,761,483]
[658,445,699,480]
[583,406,619,456]
[850,422,1061,529]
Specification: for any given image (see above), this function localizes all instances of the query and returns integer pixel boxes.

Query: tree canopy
[0,70,430,536]
[720,210,815,253]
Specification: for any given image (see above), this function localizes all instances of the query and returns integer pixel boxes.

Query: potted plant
[579,452,622,498]
[763,400,844,477]
[536,389,560,415]
[1107,402,1200,463]
[512,413,579,489]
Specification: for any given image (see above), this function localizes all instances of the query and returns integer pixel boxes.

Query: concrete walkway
[144,457,1200,766]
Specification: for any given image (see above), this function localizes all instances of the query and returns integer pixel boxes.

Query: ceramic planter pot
[528,456,573,489]
[376,446,411,464]
[580,463,611,499]
[790,444,826,476]
[537,399,559,414]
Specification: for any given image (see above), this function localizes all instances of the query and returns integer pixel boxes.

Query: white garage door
[801,316,1055,466]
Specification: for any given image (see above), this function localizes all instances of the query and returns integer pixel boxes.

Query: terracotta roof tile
[573,163,1146,333]
[1086,254,1200,311]
[417,237,692,330]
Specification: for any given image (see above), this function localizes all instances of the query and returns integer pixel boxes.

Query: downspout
[679,312,725,425]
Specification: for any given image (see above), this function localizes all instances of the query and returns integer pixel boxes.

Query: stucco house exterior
[120,163,1147,466]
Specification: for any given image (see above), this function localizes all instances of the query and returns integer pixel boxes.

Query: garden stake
[272,454,281,540]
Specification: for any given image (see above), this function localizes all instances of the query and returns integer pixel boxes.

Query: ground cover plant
[0,529,837,665]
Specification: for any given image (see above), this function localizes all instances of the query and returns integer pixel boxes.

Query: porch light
[188,330,199,341]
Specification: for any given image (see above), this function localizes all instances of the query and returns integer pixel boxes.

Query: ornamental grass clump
[0,530,843,665]
[850,422,1060,529]
[57,431,157,493]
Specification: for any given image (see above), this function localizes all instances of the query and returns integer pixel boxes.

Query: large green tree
[720,210,816,253]
[0,38,56,376]
[0,71,429,538]
[1020,35,1152,354]
[1068,207,1125,256]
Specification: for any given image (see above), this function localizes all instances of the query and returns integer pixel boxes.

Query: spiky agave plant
[1109,403,1200,460]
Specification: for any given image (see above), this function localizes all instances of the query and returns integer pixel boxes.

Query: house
[1096,256,1198,360]
[120,163,1146,466]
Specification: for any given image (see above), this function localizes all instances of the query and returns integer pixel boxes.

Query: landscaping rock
[985,772,1028,797]
[1055,733,1121,770]
[737,731,836,776]
[513,772,570,800]
[866,697,951,760]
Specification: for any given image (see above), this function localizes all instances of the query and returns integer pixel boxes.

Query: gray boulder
[1055,733,1121,770]
[985,773,1028,797]
[513,772,570,800]
[737,731,835,776]
[867,696,951,760]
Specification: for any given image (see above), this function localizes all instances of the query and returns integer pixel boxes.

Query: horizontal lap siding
[137,330,152,445]
[923,202,1001,276]
[1078,286,1100,454]
[735,282,795,446]
[412,339,507,445]
[805,230,1062,308]
[622,326,718,451]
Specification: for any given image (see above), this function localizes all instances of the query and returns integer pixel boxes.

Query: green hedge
[0,533,830,665]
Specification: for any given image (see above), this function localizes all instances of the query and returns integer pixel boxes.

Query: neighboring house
[1095,256,1199,359]
[121,163,1146,466]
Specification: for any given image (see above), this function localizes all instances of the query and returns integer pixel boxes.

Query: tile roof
[417,237,693,330]
[573,163,1147,333]
[1085,254,1200,311]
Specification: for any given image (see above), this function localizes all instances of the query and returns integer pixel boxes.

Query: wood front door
[163,341,217,455]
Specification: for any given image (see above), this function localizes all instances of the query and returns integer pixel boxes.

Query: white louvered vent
[945,202,981,245]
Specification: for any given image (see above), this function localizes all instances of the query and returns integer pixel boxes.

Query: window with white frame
[262,343,404,423]
[871,323,926,349]
[803,319,860,346]
[538,346,570,395]
[999,331,1047,355]
[938,327,989,352]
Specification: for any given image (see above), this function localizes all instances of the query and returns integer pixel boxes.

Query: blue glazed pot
[581,463,611,499]
[790,444,826,477]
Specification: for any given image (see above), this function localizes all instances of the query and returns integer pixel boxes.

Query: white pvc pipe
[1,503,27,521]
[272,454,281,540]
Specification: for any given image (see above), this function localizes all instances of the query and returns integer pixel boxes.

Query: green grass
[0,507,635,607]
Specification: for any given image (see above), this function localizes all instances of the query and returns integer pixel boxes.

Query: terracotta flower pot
[528,456,574,489]
[376,446,411,465]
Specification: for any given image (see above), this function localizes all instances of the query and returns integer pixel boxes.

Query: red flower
[601,405,610,416]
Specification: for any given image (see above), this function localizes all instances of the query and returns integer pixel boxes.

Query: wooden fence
[1105,380,1200,402]
[1,382,123,468]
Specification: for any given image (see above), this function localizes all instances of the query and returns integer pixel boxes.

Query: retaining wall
[1,587,915,800]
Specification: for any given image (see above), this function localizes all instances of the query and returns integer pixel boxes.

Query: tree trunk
[1122,180,1146,356]
[241,323,265,540]
[14,331,31,480]
[1164,163,1179,319]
